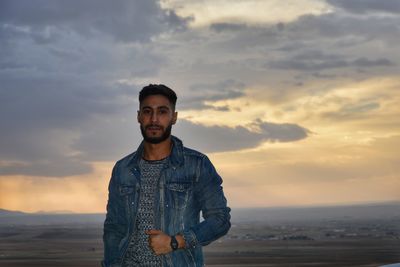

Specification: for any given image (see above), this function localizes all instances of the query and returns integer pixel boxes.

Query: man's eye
[142,110,151,114]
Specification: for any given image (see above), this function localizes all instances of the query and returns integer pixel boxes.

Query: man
[102,84,231,267]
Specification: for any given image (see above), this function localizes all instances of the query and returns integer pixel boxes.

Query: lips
[146,125,162,131]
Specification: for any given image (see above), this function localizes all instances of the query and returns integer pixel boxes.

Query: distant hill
[0,210,105,226]
[232,201,400,223]
[35,210,76,214]
[0,201,399,225]
[0,208,26,216]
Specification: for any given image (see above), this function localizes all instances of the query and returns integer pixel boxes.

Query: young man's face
[137,94,177,144]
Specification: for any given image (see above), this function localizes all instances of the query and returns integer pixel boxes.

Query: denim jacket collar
[127,135,184,170]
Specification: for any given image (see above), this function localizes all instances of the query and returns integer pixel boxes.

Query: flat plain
[0,219,399,267]
[1,204,399,267]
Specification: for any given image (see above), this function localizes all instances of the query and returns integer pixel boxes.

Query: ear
[137,110,140,123]
[172,111,178,125]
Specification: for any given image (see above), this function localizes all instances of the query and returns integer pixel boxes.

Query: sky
[0,0,399,213]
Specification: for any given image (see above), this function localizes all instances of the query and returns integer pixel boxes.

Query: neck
[143,136,173,161]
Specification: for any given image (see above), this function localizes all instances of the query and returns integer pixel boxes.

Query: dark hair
[139,84,177,109]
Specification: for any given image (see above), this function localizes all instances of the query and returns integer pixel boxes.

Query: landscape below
[0,203,399,267]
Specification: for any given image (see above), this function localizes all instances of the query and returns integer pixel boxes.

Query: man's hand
[146,229,172,255]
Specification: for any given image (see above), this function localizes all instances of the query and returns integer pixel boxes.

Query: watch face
[171,236,178,250]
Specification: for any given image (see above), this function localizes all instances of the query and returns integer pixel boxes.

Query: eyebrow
[141,105,170,110]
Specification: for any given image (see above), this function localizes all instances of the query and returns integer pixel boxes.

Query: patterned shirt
[122,157,167,267]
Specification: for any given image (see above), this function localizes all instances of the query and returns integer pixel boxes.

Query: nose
[151,111,158,122]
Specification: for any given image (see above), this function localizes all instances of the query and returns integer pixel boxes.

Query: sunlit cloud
[161,0,332,27]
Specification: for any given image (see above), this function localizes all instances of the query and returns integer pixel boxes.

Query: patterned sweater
[122,158,167,267]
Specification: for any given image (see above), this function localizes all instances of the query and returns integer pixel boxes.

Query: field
[0,217,399,267]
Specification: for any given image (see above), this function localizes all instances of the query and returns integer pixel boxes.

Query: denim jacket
[102,135,231,267]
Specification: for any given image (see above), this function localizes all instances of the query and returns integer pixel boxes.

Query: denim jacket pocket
[166,182,192,210]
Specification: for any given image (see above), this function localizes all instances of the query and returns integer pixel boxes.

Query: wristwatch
[170,235,179,251]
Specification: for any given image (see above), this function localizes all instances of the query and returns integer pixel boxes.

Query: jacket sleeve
[181,155,231,248]
[102,165,126,267]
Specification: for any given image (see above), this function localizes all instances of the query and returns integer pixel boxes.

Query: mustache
[145,124,163,129]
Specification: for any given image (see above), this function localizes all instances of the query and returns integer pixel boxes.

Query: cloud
[0,70,307,176]
[269,50,394,71]
[2,115,309,177]
[0,159,91,177]
[71,117,310,162]
[321,102,381,121]
[0,0,180,177]
[70,116,143,162]
[1,0,399,180]
[0,0,189,43]
[288,12,400,41]
[352,58,394,67]
[270,57,394,71]
[175,119,309,153]
[0,73,137,130]
[152,8,400,107]
[179,79,246,110]
[209,23,247,32]
[327,0,400,14]
[162,0,330,27]
[0,71,141,176]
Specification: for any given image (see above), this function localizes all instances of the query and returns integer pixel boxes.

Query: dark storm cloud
[0,0,189,43]
[327,0,400,14]
[175,119,309,153]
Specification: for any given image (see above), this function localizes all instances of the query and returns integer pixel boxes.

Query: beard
[140,123,173,144]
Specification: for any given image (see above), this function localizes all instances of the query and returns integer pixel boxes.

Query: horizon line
[1,199,399,215]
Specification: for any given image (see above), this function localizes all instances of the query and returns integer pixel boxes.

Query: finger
[148,234,154,245]
[146,229,162,235]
